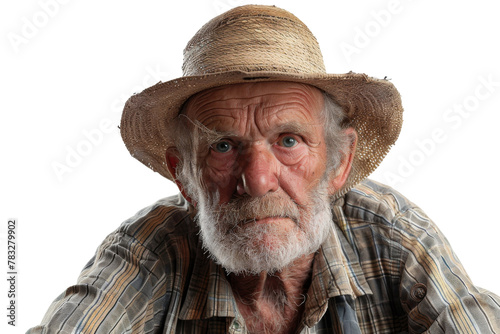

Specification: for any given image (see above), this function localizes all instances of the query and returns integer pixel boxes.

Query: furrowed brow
[272,122,309,135]
[179,114,237,144]
[194,122,237,145]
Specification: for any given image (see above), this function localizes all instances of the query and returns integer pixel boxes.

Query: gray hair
[171,91,352,200]
[319,92,352,174]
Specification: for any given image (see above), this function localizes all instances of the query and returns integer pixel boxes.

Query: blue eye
[280,136,297,148]
[213,141,232,153]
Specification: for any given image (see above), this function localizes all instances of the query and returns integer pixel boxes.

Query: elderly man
[29,5,499,334]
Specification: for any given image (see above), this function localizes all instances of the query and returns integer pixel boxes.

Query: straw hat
[120,5,403,196]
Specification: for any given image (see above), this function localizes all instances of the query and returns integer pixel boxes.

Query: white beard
[195,180,333,275]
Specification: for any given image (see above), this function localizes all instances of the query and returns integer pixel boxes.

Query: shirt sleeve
[395,206,500,333]
[26,231,169,334]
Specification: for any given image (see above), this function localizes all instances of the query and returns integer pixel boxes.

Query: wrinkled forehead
[183,82,324,140]
[181,81,325,126]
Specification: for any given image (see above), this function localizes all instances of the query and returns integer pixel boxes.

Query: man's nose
[236,144,279,197]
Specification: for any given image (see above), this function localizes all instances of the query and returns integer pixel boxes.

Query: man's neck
[227,254,315,334]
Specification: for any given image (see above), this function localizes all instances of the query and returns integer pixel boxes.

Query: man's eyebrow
[193,121,237,144]
[204,122,315,143]
[182,113,315,143]
[177,114,234,143]
[209,122,311,139]
[272,122,310,135]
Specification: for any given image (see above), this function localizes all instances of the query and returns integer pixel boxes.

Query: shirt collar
[178,199,372,323]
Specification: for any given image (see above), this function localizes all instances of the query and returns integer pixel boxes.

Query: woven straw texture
[120,5,403,197]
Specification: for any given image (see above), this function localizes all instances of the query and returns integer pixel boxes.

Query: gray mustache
[215,193,302,225]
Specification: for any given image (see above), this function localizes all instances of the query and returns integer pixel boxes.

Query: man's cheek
[280,164,324,205]
[274,145,308,166]
[204,167,237,198]
[283,157,319,183]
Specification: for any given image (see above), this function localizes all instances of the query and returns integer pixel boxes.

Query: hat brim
[120,70,403,197]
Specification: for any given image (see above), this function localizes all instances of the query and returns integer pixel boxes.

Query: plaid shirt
[28,179,500,333]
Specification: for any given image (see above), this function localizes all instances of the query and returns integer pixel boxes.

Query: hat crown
[182,5,326,76]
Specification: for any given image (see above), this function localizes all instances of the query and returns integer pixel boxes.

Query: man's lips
[239,216,293,226]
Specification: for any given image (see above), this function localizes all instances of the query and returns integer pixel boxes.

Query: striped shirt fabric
[27,179,500,333]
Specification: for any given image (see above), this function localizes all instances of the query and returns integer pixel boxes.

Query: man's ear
[165,148,195,205]
[328,128,357,195]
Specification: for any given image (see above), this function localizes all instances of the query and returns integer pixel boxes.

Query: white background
[1,0,499,331]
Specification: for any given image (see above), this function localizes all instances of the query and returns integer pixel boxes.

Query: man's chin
[231,216,297,235]
[208,235,311,275]
[201,214,330,275]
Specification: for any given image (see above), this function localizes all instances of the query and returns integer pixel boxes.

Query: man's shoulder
[343,179,426,227]
[339,179,438,251]
[113,194,198,249]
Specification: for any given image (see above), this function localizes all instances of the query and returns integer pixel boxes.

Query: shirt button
[410,283,427,302]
